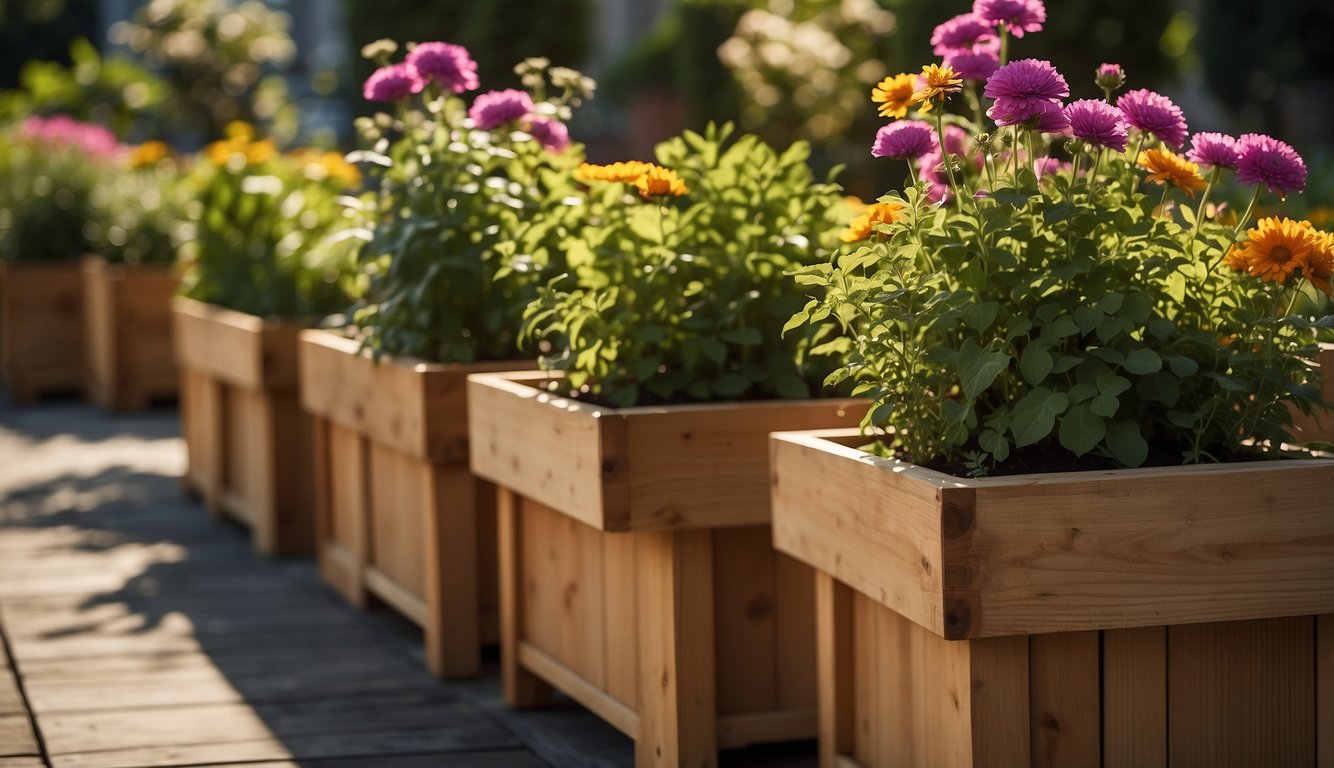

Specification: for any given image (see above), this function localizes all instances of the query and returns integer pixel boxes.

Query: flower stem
[905,159,919,190]
[1188,166,1222,258]
[998,27,1009,68]
[1233,185,1263,240]
[966,82,985,131]
[936,109,963,210]
[1087,148,1106,198]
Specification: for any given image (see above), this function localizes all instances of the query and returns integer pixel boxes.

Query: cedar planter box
[1290,344,1334,443]
[468,370,865,767]
[0,260,84,402]
[173,297,314,555]
[299,329,529,677]
[82,255,178,411]
[770,429,1334,768]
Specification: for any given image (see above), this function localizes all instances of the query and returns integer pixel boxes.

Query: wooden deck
[0,398,817,768]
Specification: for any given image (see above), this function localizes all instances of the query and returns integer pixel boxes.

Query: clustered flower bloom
[633,166,688,199]
[406,42,480,94]
[363,62,424,102]
[1139,148,1205,196]
[1116,89,1188,148]
[871,73,920,119]
[1064,99,1128,152]
[1228,217,1329,291]
[972,0,1046,37]
[576,161,688,199]
[468,89,535,130]
[911,64,964,112]
[944,49,1000,82]
[871,120,938,160]
[19,115,123,159]
[1235,134,1308,196]
[527,117,571,153]
[984,58,1069,131]
[1186,132,1240,170]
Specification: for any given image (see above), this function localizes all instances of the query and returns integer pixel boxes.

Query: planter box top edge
[300,329,530,378]
[172,297,303,390]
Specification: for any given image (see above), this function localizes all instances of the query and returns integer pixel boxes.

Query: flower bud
[1095,63,1125,94]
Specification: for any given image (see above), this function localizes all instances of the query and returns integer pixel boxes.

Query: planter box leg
[816,571,854,768]
[636,528,718,768]
[314,417,370,608]
[498,486,554,707]
[423,465,481,677]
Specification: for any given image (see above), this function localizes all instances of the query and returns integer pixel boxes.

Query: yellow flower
[204,138,241,167]
[291,148,361,188]
[576,161,654,184]
[909,64,963,113]
[841,214,873,243]
[1234,217,1320,285]
[129,140,169,168]
[634,165,687,199]
[839,201,903,243]
[867,201,903,227]
[1138,149,1206,197]
[1223,245,1249,273]
[843,196,869,216]
[1301,231,1334,297]
[245,139,276,166]
[225,121,255,141]
[871,73,919,120]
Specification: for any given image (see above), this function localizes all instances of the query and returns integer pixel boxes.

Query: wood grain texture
[772,429,1334,638]
[1029,631,1099,768]
[0,260,84,401]
[82,256,177,411]
[496,487,554,708]
[815,572,853,768]
[1321,614,1334,768]
[172,297,300,391]
[1103,626,1166,768]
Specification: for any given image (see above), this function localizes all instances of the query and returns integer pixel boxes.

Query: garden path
[0,398,818,768]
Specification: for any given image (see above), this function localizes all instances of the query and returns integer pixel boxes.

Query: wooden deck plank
[188,751,547,768]
[0,714,40,757]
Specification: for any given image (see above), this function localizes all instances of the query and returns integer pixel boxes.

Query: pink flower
[528,117,570,152]
[1116,89,1188,149]
[973,0,1046,38]
[468,89,535,130]
[872,120,938,161]
[1186,132,1240,169]
[19,115,123,160]
[1095,63,1125,93]
[918,147,952,203]
[1033,156,1069,178]
[406,42,479,94]
[945,49,1000,81]
[1064,99,1128,152]
[363,62,424,102]
[984,59,1069,129]
[1235,134,1307,195]
[931,13,998,56]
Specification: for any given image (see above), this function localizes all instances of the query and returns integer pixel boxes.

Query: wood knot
[745,597,773,621]
[941,494,976,539]
[1040,713,1061,733]
[943,599,972,640]
[601,458,619,475]
[681,431,693,441]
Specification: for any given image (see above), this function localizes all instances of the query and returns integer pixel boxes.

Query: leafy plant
[788,5,1332,475]
[523,122,849,407]
[85,143,190,266]
[178,123,360,318]
[349,45,593,363]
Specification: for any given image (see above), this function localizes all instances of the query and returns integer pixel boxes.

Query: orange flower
[909,64,963,113]
[576,161,654,184]
[839,201,903,243]
[871,73,919,119]
[129,140,169,168]
[1223,245,1249,273]
[1138,149,1206,197]
[1301,230,1334,297]
[1233,217,1320,285]
[867,201,903,227]
[633,165,687,199]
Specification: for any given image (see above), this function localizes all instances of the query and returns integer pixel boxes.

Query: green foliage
[0,120,109,261]
[792,126,1331,473]
[523,123,849,407]
[0,0,98,88]
[178,134,359,318]
[351,54,592,363]
[87,154,190,265]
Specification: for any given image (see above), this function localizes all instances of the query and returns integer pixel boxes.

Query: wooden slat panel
[815,573,854,768]
[1029,631,1100,768]
[222,386,264,527]
[367,442,426,601]
[601,525,638,711]
[1320,614,1334,768]
[969,634,1030,767]
[851,590,877,766]
[1103,626,1166,768]
[774,550,817,712]
[712,526,777,716]
[497,489,554,707]
[82,256,114,407]
[172,298,267,390]
[1168,616,1315,768]
[326,423,367,590]
[267,391,314,554]
[1,261,84,398]
[422,463,481,676]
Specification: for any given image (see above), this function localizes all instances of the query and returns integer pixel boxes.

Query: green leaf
[962,301,1000,332]
[957,340,1011,400]
[1073,306,1104,336]
[1043,202,1074,224]
[700,337,727,365]
[721,327,763,345]
[1136,372,1180,406]
[979,429,1010,463]
[1106,421,1149,467]
[711,372,750,397]
[1019,342,1053,385]
[773,374,810,399]
[1122,348,1163,375]
[1096,369,1132,396]
[1097,293,1125,314]
[1059,403,1106,457]
[1090,393,1119,417]
[991,188,1034,208]
[1010,387,1069,447]
[1166,355,1199,377]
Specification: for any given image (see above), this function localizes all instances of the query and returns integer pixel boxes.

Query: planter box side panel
[172,299,299,391]
[180,367,221,499]
[771,433,949,637]
[85,261,178,409]
[623,401,864,530]
[967,462,1334,636]
[366,439,429,614]
[2,263,85,398]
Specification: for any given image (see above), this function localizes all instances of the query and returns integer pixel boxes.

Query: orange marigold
[871,73,919,120]
[1302,230,1334,297]
[909,64,963,113]
[633,165,687,199]
[576,161,654,184]
[1234,217,1320,285]
[129,140,169,168]
[1139,149,1206,197]
[839,201,903,243]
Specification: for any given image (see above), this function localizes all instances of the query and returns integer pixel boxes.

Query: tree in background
[0,0,99,88]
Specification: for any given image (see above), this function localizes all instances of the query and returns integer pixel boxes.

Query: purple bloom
[1186,132,1240,169]
[1095,63,1125,93]
[1116,89,1188,148]
[363,62,424,102]
[872,120,938,161]
[1235,134,1307,195]
[19,115,123,159]
[945,49,999,81]
[468,89,535,130]
[984,59,1069,129]
[918,147,952,203]
[931,13,998,55]
[528,117,571,152]
[406,42,479,94]
[1033,157,1068,178]
[973,0,1046,38]
[1064,99,1128,152]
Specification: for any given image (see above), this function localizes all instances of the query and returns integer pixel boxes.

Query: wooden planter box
[0,260,84,402]
[770,429,1334,768]
[173,297,314,555]
[1290,344,1334,443]
[82,255,178,411]
[468,370,865,767]
[299,330,529,677]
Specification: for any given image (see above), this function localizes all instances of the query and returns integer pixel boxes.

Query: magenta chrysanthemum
[528,117,571,152]
[1064,99,1128,152]
[1033,156,1068,178]
[362,62,424,102]
[871,120,938,160]
[918,147,951,203]
[945,49,999,81]
[931,13,998,55]
[468,89,535,130]
[405,42,479,94]
[972,0,1046,37]
[1115,89,1188,148]
[1186,132,1240,170]
[1235,134,1307,195]
[19,115,123,159]
[984,59,1069,129]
